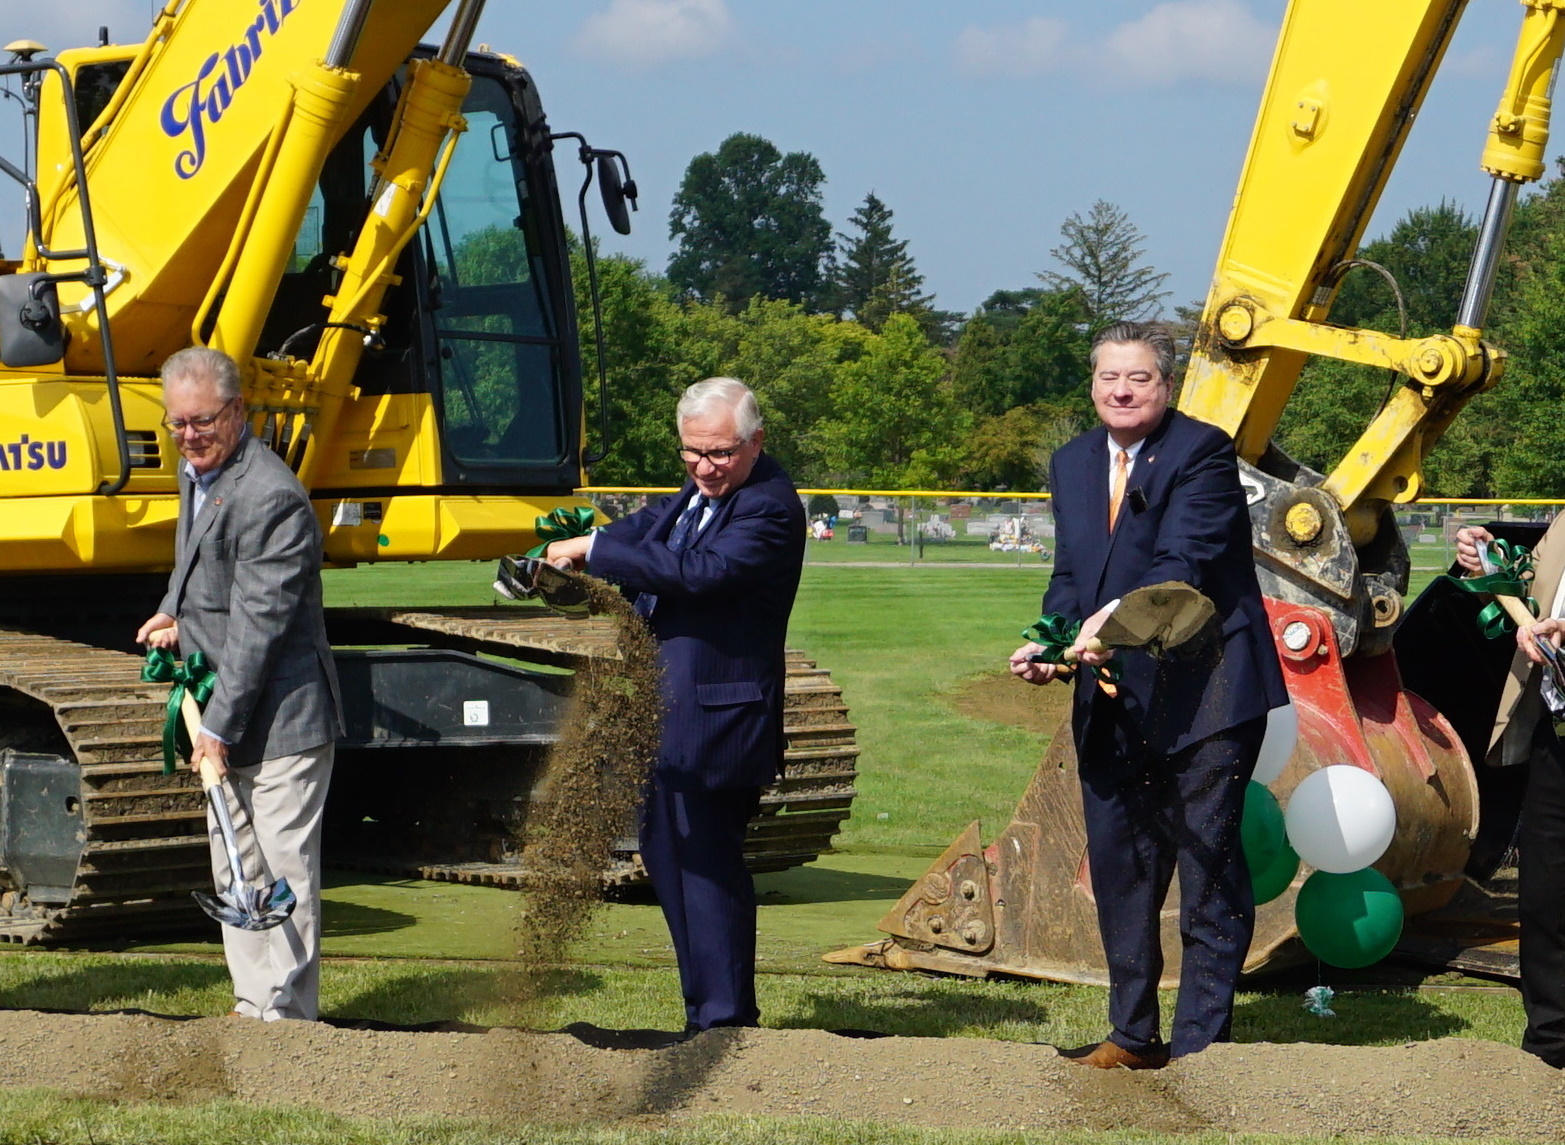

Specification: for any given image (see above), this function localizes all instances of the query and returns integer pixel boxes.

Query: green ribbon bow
[140,647,217,775]
[1021,613,1124,684]
[1442,537,1538,639]
[526,506,597,559]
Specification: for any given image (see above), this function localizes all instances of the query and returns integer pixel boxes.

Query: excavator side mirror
[596,153,636,236]
[0,273,63,367]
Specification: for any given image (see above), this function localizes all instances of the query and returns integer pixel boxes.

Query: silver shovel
[493,553,593,618]
[1028,580,1218,676]
[179,693,296,931]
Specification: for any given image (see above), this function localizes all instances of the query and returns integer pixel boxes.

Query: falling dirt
[0,1012,1562,1136]
[508,577,660,1008]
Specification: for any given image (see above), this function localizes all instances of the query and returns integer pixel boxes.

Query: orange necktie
[1108,448,1130,531]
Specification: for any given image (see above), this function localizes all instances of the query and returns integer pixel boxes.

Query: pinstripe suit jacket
[589,453,805,789]
[158,431,343,766]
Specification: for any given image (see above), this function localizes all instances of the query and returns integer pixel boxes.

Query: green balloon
[1294,868,1404,969]
[1250,835,1299,905]
[1242,780,1286,876]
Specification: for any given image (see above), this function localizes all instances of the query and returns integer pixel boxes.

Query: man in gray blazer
[136,347,342,1021]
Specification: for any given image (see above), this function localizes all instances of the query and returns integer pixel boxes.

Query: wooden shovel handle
[1493,592,1539,631]
[1060,637,1106,663]
[179,692,223,791]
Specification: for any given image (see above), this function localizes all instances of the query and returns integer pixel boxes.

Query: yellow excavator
[0,1,857,944]
[836,0,1559,983]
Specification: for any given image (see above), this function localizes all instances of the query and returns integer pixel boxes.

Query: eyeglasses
[163,397,237,436]
[678,443,746,465]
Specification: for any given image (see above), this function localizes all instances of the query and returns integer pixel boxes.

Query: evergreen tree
[1039,200,1169,325]
[667,133,832,312]
[829,191,934,332]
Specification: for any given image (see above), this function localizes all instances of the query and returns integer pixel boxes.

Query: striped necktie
[635,496,708,618]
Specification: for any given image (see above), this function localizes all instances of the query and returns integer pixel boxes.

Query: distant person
[1010,322,1286,1068]
[546,377,805,1034]
[1456,521,1565,1068]
[137,347,342,1021]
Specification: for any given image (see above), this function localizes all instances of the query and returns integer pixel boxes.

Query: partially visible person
[546,377,804,1034]
[1009,321,1287,1068]
[1456,521,1565,1068]
[136,346,342,1021]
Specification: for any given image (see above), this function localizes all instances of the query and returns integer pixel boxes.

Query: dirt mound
[2,1011,1562,1135]
[947,667,1072,738]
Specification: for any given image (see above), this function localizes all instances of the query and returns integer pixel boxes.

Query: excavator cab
[257,52,590,501]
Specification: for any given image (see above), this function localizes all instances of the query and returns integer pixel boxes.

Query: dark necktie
[635,496,707,618]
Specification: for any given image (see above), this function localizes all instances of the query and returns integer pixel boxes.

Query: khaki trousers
[207,741,334,1021]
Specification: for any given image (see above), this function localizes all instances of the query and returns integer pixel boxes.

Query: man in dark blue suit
[547,377,804,1033]
[1011,322,1286,1069]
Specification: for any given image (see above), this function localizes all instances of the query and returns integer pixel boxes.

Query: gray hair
[676,377,762,440]
[1089,321,1176,383]
[161,346,242,400]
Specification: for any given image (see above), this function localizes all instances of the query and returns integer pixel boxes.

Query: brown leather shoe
[1060,1040,1169,1070]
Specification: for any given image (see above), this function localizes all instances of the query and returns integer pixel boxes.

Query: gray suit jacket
[158,431,343,766]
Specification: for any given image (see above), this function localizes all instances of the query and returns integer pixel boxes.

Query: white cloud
[574,0,734,68]
[1103,0,1276,87]
[954,17,1070,78]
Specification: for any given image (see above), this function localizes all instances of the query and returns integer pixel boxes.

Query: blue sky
[1,1,1531,317]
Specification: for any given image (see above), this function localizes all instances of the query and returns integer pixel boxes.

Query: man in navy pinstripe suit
[547,377,805,1032]
[1011,323,1286,1068]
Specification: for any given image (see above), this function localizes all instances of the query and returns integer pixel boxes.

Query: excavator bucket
[828,597,1481,984]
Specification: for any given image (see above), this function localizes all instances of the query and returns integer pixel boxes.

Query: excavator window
[258,65,574,481]
[70,61,129,141]
[421,74,567,469]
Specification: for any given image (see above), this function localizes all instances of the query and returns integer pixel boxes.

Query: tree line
[582,132,1167,491]
[582,130,1565,498]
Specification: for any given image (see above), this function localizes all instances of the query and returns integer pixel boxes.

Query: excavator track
[0,628,210,945]
[328,608,860,889]
[0,611,859,944]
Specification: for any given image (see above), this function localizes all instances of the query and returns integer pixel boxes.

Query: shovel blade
[494,555,593,619]
[1096,581,1216,656]
[192,890,250,930]
[192,877,297,932]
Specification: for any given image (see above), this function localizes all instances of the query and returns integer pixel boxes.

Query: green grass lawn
[789,565,1053,849]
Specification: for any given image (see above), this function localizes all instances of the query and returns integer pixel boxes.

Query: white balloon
[1253,703,1299,786]
[1283,764,1397,874]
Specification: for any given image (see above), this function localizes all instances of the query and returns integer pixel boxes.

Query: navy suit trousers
[1079,704,1265,1058]
[639,777,762,1031]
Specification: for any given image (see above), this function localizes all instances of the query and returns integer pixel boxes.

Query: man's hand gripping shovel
[1472,538,1565,691]
[1025,581,1219,693]
[179,694,296,932]
[493,554,593,618]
